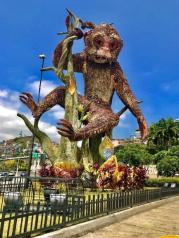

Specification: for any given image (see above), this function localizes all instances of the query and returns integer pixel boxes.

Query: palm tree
[147,118,179,153]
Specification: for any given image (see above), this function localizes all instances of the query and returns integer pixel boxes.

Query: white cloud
[28,80,65,120]
[161,80,179,93]
[0,89,21,110]
[117,121,130,128]
[119,110,129,120]
[27,75,37,81]
[29,80,58,97]
[0,87,60,142]
[51,105,65,120]
[0,105,31,140]
[0,90,8,98]
[116,110,130,128]
[38,120,60,142]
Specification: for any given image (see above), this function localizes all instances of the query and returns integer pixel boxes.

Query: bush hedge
[145,177,179,187]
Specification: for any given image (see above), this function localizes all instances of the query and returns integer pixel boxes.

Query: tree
[154,145,179,164]
[147,118,179,153]
[3,160,16,171]
[169,145,179,157]
[154,150,170,164]
[115,144,153,167]
[157,156,179,177]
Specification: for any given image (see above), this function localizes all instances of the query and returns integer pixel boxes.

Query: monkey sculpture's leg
[19,86,66,118]
[57,101,119,141]
[19,86,90,118]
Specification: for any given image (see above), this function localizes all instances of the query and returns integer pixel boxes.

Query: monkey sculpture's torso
[84,62,114,104]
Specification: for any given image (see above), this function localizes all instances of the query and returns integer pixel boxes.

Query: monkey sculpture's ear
[79,19,96,30]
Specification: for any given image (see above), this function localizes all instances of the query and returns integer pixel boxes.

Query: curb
[36,195,179,238]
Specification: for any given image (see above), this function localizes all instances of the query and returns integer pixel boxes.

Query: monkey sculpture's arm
[112,62,148,140]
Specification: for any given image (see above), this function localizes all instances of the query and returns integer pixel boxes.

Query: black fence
[0,177,179,238]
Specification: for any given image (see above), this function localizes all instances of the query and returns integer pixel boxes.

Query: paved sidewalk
[79,199,179,238]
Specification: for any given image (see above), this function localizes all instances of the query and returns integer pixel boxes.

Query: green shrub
[154,150,169,164]
[115,144,153,166]
[18,159,28,171]
[145,177,179,187]
[3,160,16,171]
[156,156,179,177]
[154,145,179,164]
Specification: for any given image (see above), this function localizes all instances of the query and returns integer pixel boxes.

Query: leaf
[73,14,80,28]
[65,15,71,28]
[68,77,76,95]
[82,114,88,121]
[66,9,80,28]
[55,35,77,82]
[97,155,122,187]
[77,104,84,113]
[113,156,122,183]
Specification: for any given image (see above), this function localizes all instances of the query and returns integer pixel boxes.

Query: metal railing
[0,177,179,238]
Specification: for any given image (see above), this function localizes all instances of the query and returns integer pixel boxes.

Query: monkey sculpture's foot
[19,93,40,118]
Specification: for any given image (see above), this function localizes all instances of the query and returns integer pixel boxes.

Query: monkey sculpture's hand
[68,28,83,39]
[137,116,148,141]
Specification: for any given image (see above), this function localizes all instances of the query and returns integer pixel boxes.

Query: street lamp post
[27,54,46,177]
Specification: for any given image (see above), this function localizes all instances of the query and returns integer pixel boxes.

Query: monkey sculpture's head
[84,24,123,64]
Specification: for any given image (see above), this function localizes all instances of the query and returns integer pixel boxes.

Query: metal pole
[15,157,20,177]
[27,54,46,177]
[37,54,46,103]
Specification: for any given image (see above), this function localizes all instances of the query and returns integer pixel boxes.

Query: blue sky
[0,0,179,141]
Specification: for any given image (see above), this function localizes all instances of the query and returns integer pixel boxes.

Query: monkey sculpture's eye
[93,35,104,48]
[110,39,120,51]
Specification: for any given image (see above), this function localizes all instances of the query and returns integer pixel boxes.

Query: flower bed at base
[38,156,148,191]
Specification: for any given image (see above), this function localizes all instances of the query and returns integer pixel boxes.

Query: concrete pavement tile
[78,199,179,238]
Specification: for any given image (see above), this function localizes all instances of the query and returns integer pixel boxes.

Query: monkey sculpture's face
[84,24,123,64]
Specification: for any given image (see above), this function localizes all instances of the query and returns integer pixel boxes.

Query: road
[79,198,179,238]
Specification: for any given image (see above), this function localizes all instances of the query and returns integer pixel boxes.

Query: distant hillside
[0,136,36,157]
[0,136,33,147]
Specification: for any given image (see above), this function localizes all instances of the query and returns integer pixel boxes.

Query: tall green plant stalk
[18,12,81,165]
[17,114,60,163]
[53,14,81,165]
